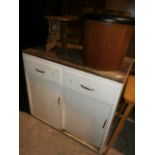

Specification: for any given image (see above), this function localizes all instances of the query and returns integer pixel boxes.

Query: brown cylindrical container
[83,13,134,70]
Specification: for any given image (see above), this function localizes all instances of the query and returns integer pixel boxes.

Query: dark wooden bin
[83,13,134,70]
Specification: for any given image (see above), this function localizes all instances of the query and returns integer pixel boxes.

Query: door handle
[102,120,107,129]
[80,84,95,91]
[35,68,45,73]
[57,97,61,106]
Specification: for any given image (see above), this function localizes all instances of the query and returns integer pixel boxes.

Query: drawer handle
[102,120,107,129]
[35,68,45,74]
[80,84,95,91]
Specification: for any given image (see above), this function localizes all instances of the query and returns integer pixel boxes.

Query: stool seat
[45,16,78,21]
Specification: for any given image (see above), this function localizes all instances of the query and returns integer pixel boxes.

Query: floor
[19,112,134,155]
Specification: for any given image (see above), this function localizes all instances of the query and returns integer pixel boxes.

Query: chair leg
[104,103,134,154]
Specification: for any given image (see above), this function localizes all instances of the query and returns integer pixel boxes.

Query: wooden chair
[104,75,135,154]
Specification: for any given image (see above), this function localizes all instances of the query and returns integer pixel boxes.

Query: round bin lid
[83,12,135,25]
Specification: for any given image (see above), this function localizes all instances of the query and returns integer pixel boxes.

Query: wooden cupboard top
[23,48,134,83]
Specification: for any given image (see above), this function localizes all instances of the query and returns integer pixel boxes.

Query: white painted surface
[23,54,63,129]
[62,69,122,149]
[28,77,62,129]
[23,53,63,85]
[23,53,123,154]
[63,68,122,106]
[63,89,111,148]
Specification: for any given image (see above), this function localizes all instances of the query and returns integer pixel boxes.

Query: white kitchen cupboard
[23,53,124,154]
[23,53,63,129]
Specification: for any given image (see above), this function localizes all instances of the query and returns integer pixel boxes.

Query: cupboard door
[26,75,62,129]
[63,89,111,148]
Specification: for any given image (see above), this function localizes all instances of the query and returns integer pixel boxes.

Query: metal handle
[57,97,61,106]
[102,120,107,128]
[80,84,95,91]
[35,68,45,74]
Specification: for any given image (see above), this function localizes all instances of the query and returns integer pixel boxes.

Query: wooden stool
[45,16,78,52]
[104,75,135,154]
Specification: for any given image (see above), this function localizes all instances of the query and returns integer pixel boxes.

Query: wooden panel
[83,20,134,70]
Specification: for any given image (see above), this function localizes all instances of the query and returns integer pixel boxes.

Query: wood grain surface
[23,48,134,83]
[83,20,134,70]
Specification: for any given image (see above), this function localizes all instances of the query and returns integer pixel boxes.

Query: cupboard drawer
[23,54,62,84]
[63,68,122,106]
